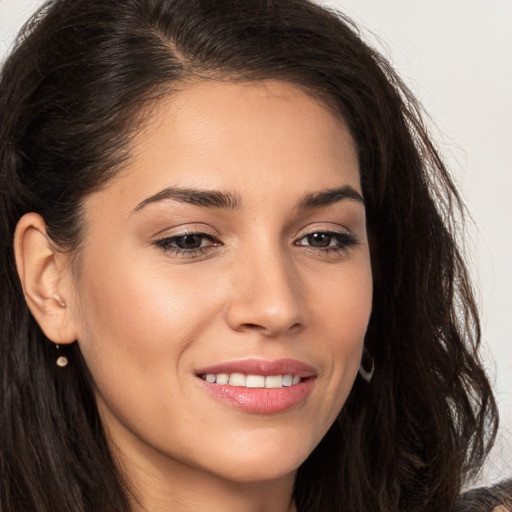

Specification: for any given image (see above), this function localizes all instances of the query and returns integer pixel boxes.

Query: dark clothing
[455,480,512,512]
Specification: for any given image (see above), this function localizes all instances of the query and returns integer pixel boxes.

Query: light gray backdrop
[1,0,510,487]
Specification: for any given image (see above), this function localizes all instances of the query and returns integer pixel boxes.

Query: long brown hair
[0,1,498,510]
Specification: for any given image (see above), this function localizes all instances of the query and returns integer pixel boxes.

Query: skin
[16,80,372,512]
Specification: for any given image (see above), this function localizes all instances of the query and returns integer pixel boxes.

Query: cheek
[303,257,372,419]
[74,255,223,376]
[312,258,372,345]
[71,256,228,451]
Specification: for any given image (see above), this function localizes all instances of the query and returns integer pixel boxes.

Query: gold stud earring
[55,344,69,368]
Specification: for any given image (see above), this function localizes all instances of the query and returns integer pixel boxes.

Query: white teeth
[265,375,283,388]
[216,373,229,385]
[228,373,246,386]
[282,374,293,387]
[202,373,302,388]
[246,375,265,388]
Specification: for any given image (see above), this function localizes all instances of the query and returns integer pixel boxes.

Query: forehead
[86,80,361,220]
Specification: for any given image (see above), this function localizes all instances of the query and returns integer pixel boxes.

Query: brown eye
[173,234,205,250]
[296,231,358,252]
[306,233,332,247]
[155,232,221,256]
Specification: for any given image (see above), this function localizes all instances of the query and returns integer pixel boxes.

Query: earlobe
[14,213,77,344]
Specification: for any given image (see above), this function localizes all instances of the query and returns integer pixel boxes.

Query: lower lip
[198,378,316,414]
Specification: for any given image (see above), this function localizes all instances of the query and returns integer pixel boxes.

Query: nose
[225,245,305,338]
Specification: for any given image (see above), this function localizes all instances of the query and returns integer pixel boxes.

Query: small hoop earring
[55,344,69,368]
[358,347,374,383]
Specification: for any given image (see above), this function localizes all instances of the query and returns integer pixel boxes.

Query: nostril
[238,321,303,338]
[238,323,274,336]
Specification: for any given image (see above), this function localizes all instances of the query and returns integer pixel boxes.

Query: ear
[14,213,78,344]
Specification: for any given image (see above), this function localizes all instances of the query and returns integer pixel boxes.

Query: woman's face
[67,80,372,486]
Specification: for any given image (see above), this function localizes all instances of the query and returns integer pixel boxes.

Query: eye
[295,231,357,252]
[168,234,210,250]
[155,232,221,257]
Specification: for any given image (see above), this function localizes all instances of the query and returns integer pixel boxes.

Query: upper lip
[195,358,317,378]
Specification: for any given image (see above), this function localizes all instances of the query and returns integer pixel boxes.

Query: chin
[196,430,319,484]
[212,456,303,484]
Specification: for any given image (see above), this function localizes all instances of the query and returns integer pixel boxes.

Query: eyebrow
[133,184,363,214]
[296,186,364,210]
[133,187,242,213]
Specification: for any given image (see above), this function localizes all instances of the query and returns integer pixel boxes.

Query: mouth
[195,359,317,414]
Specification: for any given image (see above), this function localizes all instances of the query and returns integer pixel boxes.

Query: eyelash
[155,230,358,258]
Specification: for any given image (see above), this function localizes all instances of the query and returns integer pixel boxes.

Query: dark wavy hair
[0,0,498,511]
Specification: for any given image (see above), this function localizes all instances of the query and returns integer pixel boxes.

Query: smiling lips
[196,359,317,414]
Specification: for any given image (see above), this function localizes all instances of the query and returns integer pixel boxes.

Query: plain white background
[1,0,511,487]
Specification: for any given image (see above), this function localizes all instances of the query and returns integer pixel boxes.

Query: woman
[0,0,501,511]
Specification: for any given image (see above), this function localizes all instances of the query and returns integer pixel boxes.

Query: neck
[132,472,297,512]
[129,460,297,512]
[110,431,297,512]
